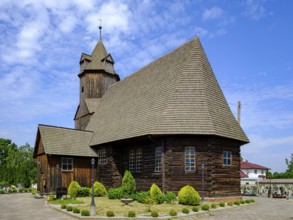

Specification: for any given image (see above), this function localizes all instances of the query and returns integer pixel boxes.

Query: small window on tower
[81,87,84,93]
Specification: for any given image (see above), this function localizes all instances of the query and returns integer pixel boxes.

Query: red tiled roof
[240,170,248,178]
[241,161,270,170]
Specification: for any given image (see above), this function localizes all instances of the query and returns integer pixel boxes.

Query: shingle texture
[86,37,249,146]
[38,125,96,157]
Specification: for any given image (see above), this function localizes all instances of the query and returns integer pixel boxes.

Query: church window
[223,151,232,166]
[98,148,106,165]
[155,147,162,172]
[81,86,84,93]
[62,157,73,171]
[129,148,142,173]
[185,147,195,171]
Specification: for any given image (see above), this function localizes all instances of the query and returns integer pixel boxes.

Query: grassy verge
[49,198,84,205]
[77,197,194,215]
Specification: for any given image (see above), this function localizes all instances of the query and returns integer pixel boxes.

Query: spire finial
[99,18,102,40]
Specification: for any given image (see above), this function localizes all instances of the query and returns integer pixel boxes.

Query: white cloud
[243,0,269,21]
[202,7,223,21]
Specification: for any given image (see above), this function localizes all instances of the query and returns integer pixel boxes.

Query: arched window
[185,147,195,171]
[155,147,163,172]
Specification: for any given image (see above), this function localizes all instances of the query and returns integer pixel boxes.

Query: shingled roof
[86,37,249,146]
[36,125,96,157]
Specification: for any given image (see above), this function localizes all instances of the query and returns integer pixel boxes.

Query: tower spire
[99,18,102,40]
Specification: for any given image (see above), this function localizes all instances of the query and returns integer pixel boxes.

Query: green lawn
[77,197,194,216]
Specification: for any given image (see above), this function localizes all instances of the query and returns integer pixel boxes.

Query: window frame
[129,148,142,173]
[185,146,196,172]
[98,147,107,165]
[223,151,232,166]
[154,146,163,173]
[61,157,73,171]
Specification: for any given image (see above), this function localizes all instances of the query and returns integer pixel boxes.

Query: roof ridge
[38,124,93,133]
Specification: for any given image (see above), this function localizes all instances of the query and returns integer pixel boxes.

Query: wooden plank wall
[99,135,241,198]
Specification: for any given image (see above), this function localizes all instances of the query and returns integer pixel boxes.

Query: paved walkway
[195,196,293,220]
[0,194,292,219]
[0,193,74,220]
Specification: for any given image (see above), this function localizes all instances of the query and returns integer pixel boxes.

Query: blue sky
[0,0,292,172]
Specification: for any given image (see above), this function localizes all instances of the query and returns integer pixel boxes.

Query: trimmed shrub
[0,189,5,194]
[77,187,90,197]
[31,189,37,195]
[240,200,245,204]
[192,206,199,212]
[128,211,136,217]
[151,210,159,217]
[219,202,225,207]
[182,207,189,214]
[122,170,136,195]
[93,181,107,197]
[178,185,201,206]
[234,201,240,206]
[106,210,115,217]
[211,203,217,209]
[68,181,81,199]
[169,209,177,216]
[250,199,255,203]
[245,199,251,204]
[227,201,234,206]
[150,183,163,204]
[81,210,90,216]
[202,204,210,211]
[19,188,24,193]
[73,208,80,213]
[132,191,150,203]
[61,204,67,209]
[66,206,73,211]
[164,191,176,204]
[108,187,125,199]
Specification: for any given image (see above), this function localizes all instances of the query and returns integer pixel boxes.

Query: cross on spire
[99,18,102,40]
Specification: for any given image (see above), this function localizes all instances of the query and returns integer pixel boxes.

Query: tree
[285,153,293,173]
[0,139,36,187]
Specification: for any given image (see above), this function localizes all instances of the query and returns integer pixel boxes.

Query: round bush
[132,191,150,203]
[182,207,189,214]
[169,209,177,216]
[106,210,115,217]
[151,210,158,217]
[245,199,251,204]
[240,200,245,204]
[234,201,240,206]
[211,203,217,209]
[128,211,136,217]
[61,204,67,209]
[108,187,125,199]
[219,202,225,207]
[122,170,136,195]
[68,181,81,199]
[66,206,73,212]
[0,189,5,194]
[150,183,163,204]
[250,199,255,203]
[73,208,80,213]
[165,191,176,203]
[227,201,234,206]
[81,210,90,216]
[202,204,210,211]
[77,187,90,197]
[93,181,107,197]
[178,185,200,206]
[192,206,199,212]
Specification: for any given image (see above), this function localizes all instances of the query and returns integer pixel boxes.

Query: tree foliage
[0,138,36,187]
[266,153,293,179]
[122,170,136,195]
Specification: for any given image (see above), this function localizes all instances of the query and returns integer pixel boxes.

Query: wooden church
[34,29,249,199]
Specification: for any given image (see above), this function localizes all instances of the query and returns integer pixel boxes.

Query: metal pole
[201,163,204,202]
[90,158,96,216]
